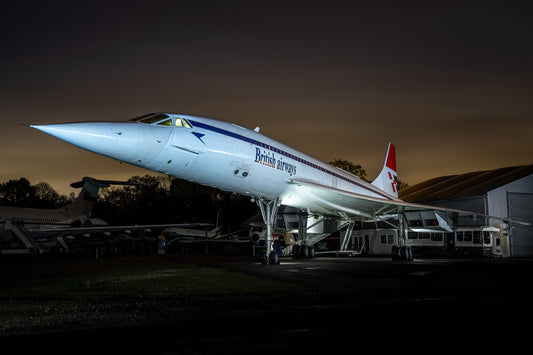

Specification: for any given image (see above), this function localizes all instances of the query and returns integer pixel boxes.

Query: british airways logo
[255,148,297,176]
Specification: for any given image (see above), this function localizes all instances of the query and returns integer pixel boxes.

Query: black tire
[308,245,316,259]
[391,245,399,260]
[260,253,268,265]
[406,246,413,260]
[300,245,309,259]
[292,245,300,259]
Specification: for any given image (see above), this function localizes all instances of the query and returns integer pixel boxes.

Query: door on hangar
[508,192,533,257]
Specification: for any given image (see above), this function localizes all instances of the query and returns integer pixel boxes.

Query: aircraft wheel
[398,246,413,261]
[391,245,400,260]
[292,245,300,259]
[300,245,309,259]
[308,246,316,259]
[260,253,268,265]
[406,246,413,261]
[269,253,280,265]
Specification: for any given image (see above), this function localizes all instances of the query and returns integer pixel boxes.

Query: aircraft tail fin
[65,177,143,218]
[371,143,398,198]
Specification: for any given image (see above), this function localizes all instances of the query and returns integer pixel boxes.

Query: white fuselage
[31,113,398,214]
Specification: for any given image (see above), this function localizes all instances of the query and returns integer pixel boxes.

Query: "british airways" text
[254,148,297,176]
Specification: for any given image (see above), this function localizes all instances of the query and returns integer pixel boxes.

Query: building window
[380,234,394,244]
[473,231,481,244]
[431,233,443,242]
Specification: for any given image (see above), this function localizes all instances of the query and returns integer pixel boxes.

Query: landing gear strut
[291,212,315,259]
[256,197,280,265]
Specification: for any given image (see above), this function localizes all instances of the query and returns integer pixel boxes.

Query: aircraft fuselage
[31,113,399,215]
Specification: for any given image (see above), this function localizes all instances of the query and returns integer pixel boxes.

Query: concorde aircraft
[30,113,473,263]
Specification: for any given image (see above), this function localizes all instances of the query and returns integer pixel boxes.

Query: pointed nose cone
[31,122,124,155]
[31,121,172,169]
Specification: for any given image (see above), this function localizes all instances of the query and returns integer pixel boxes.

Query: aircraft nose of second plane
[31,122,168,166]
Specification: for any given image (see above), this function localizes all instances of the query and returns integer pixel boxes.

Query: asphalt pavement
[3,255,533,354]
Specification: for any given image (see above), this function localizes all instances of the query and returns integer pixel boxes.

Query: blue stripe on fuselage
[188,119,393,200]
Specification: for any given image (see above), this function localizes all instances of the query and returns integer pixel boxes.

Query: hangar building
[399,164,533,257]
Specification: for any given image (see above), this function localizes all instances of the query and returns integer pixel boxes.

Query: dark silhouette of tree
[0,178,70,208]
[396,180,409,191]
[94,175,256,230]
[33,182,60,208]
[329,159,409,190]
[329,159,368,181]
[0,178,37,207]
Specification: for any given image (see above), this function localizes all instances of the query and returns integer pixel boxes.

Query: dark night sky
[1,1,532,194]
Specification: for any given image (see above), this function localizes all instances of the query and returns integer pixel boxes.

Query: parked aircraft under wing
[0,176,211,253]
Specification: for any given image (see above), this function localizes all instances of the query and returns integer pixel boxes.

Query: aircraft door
[482,231,492,256]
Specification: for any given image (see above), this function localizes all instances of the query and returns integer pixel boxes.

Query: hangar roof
[399,164,533,202]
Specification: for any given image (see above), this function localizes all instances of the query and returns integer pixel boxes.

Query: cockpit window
[138,113,170,124]
[130,113,170,124]
[130,113,193,128]
[130,113,157,122]
[157,119,173,126]
[176,117,192,128]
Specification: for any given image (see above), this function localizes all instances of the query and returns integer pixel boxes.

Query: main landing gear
[291,244,315,259]
[256,197,281,265]
[391,245,413,261]
[292,212,315,259]
[255,197,316,264]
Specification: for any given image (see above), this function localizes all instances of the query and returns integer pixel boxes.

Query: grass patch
[0,256,304,301]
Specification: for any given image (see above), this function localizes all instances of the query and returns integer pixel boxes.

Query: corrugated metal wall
[508,192,533,257]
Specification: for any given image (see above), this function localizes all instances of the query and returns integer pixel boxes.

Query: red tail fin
[371,143,398,198]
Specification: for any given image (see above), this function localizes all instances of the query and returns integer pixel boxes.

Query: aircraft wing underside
[285,178,473,220]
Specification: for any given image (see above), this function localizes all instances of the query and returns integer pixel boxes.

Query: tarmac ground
[2,254,532,354]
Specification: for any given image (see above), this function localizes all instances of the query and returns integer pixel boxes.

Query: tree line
[0,176,257,232]
[0,178,71,209]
